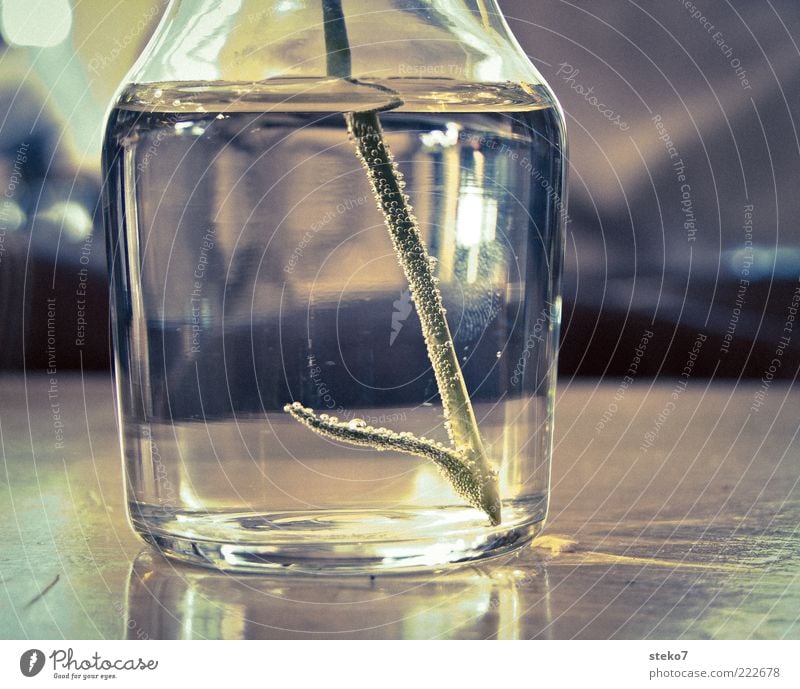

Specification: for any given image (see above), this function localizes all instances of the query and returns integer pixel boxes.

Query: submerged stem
[283,0,501,525]
[284,403,497,519]
[345,111,500,524]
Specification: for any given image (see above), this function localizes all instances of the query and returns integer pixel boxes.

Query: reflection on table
[1,374,798,639]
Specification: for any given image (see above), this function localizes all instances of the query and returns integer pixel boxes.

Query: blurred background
[0,0,797,379]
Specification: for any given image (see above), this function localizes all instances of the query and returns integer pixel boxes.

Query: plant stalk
[284,0,501,524]
[345,110,500,524]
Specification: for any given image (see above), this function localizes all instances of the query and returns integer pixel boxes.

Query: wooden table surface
[1,373,798,639]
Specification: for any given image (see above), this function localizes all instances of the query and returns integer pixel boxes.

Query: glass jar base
[130,499,546,574]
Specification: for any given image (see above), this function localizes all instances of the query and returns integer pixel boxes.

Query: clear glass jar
[103,0,567,573]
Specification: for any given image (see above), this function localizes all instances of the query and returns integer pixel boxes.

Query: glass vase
[102,0,567,573]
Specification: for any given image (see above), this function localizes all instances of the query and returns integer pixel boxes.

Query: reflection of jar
[103,0,566,573]
[124,552,541,639]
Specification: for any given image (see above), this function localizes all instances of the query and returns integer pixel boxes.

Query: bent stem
[345,111,500,524]
[285,403,498,521]
[283,0,501,525]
